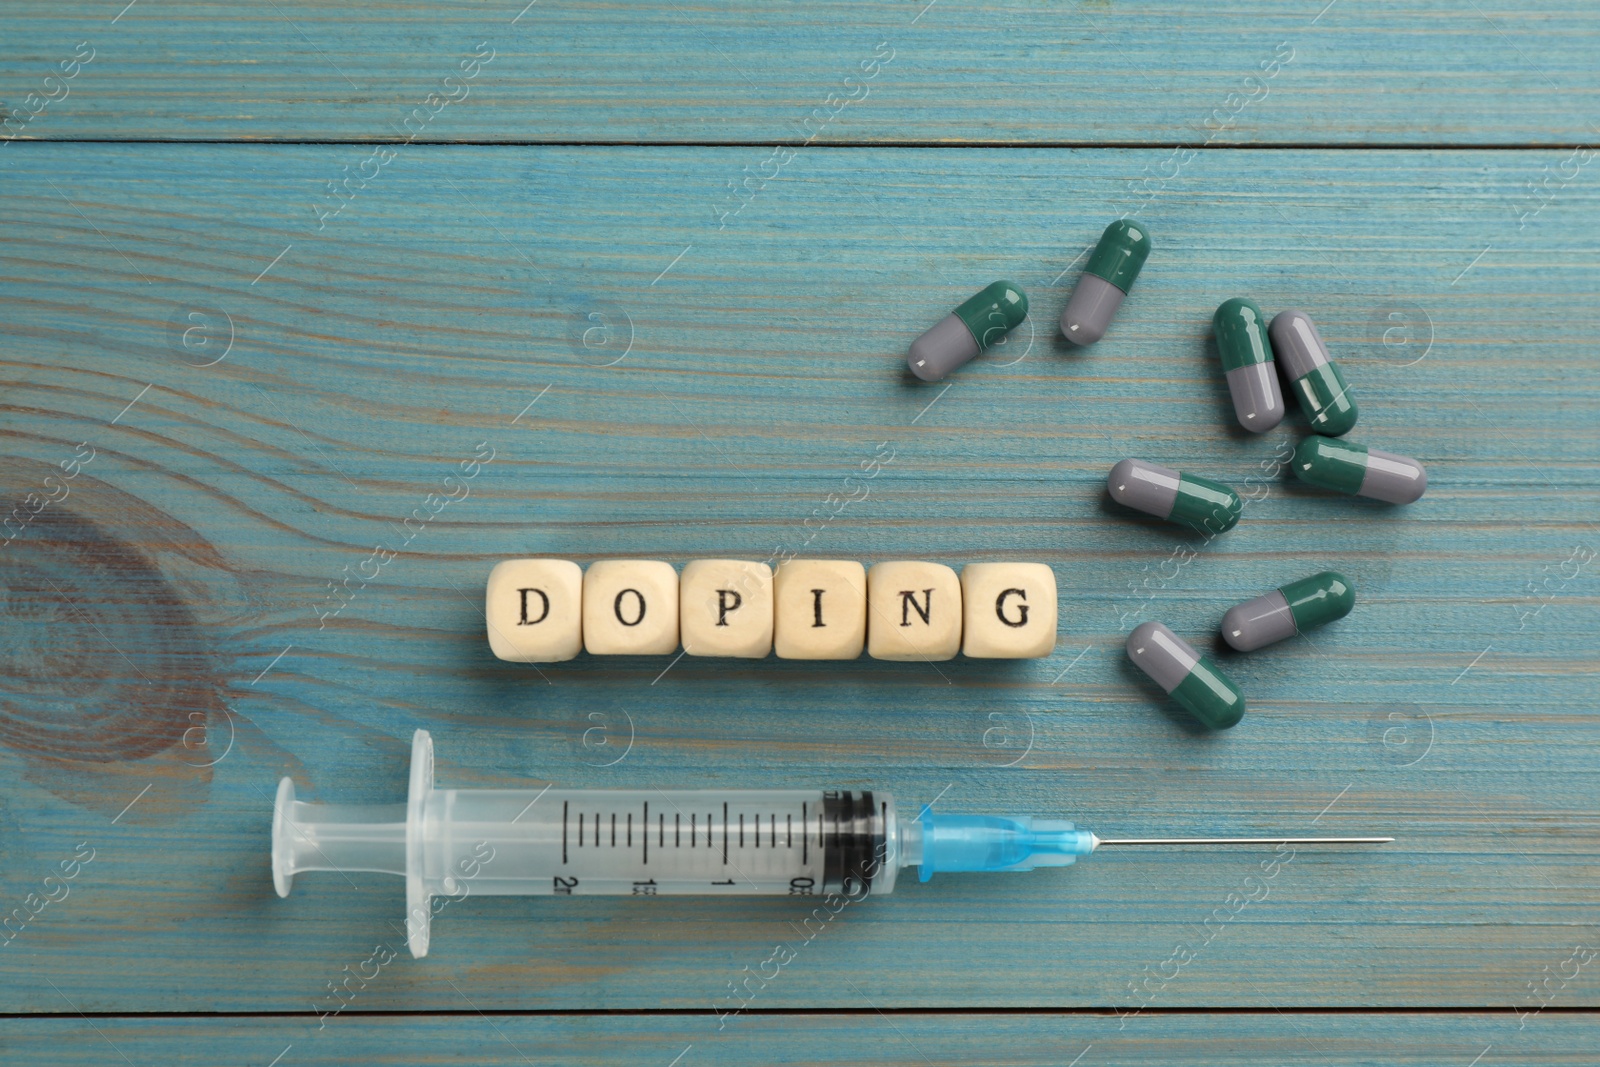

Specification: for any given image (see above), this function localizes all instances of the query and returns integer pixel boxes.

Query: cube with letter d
[485,559,584,662]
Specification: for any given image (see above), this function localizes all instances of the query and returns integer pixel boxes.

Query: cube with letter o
[583,560,680,655]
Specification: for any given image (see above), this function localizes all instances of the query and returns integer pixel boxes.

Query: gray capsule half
[1059,273,1124,348]
[908,313,981,382]
[1220,590,1295,652]
[1268,309,1330,380]
[1107,458,1180,519]
[1225,362,1286,433]
[1126,621,1198,693]
[1360,448,1429,504]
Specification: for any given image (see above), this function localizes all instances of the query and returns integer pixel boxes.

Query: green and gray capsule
[1060,220,1150,347]
[1214,297,1285,433]
[1269,310,1358,436]
[1293,436,1427,505]
[1127,621,1246,730]
[1107,458,1243,534]
[908,281,1029,381]
[1221,570,1355,652]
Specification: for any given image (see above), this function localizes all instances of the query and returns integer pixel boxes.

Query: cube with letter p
[680,559,774,658]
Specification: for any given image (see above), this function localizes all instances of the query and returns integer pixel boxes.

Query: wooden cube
[680,559,774,658]
[960,562,1058,659]
[773,559,867,660]
[866,561,962,661]
[582,560,680,655]
[485,559,584,662]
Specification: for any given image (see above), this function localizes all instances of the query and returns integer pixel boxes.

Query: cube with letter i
[773,560,868,660]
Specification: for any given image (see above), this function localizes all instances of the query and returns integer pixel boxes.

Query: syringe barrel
[422,788,902,899]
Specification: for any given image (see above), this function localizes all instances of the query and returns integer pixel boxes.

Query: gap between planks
[2,1007,1597,1020]
[1,139,1594,150]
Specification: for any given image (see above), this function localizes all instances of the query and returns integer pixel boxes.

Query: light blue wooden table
[2,2,1598,1063]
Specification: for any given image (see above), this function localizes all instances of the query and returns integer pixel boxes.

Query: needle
[1094,836,1394,846]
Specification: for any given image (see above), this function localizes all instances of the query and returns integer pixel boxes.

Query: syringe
[272,731,1392,957]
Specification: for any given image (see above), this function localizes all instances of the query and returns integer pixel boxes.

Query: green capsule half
[954,281,1029,350]
[1221,570,1355,651]
[1084,220,1152,292]
[1061,220,1151,346]
[1293,436,1427,504]
[1284,570,1355,631]
[908,281,1029,381]
[1127,621,1246,729]
[1108,459,1243,535]
[1214,298,1286,433]
[1269,309,1358,436]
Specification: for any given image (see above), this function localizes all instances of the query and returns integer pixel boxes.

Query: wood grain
[3,1013,1598,1065]
[1,1,1598,144]
[2,144,1596,1014]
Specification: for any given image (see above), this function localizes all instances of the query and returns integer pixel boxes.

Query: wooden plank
[2,1013,1597,1066]
[0,145,1597,1012]
[1,1,1598,144]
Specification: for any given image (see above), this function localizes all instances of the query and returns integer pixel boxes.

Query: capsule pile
[904,219,1429,731]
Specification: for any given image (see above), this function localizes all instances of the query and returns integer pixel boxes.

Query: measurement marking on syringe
[611,813,616,847]
[643,802,649,865]
[562,801,569,864]
[691,813,696,847]
[723,803,729,865]
[675,813,681,847]
[627,812,633,848]
[802,803,808,865]
[787,813,793,848]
